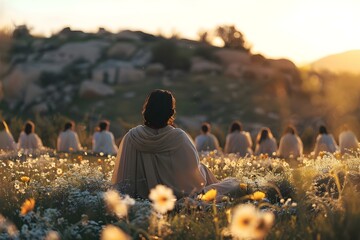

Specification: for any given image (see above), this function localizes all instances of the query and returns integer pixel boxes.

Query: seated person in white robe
[278,125,303,159]
[338,125,359,154]
[195,122,221,152]
[255,127,277,156]
[18,121,43,150]
[111,89,239,199]
[313,125,338,157]
[224,121,253,156]
[57,121,82,152]
[0,120,17,151]
[92,120,118,155]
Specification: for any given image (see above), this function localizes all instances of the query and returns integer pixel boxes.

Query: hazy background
[2,0,360,64]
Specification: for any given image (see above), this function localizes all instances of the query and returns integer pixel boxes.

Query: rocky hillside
[0,26,313,146]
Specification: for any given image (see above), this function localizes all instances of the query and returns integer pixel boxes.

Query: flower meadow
[0,150,359,240]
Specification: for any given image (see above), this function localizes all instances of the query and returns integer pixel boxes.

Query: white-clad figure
[224,121,253,156]
[255,127,277,156]
[0,120,17,151]
[93,120,118,154]
[18,121,43,150]
[339,125,359,154]
[195,122,221,152]
[313,125,338,157]
[278,126,303,159]
[57,121,82,152]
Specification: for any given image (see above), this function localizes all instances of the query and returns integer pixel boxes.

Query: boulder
[118,68,145,83]
[24,84,44,105]
[190,57,222,74]
[224,64,242,78]
[115,30,141,42]
[32,103,48,113]
[268,59,297,73]
[79,81,115,98]
[214,49,251,66]
[42,40,109,64]
[146,63,165,76]
[107,42,137,59]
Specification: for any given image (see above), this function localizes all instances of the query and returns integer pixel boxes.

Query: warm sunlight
[1,0,360,64]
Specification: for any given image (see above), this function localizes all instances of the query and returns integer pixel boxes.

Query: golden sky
[1,0,360,65]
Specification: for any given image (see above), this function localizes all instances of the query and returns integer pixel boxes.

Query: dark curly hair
[142,89,176,129]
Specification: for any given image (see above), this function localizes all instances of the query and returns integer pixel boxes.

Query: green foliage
[151,39,192,70]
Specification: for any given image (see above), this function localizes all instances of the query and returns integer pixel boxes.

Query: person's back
[314,134,337,157]
[18,132,43,150]
[57,130,82,152]
[224,131,253,156]
[339,130,359,154]
[0,121,17,151]
[255,138,277,156]
[278,133,303,158]
[93,130,118,154]
[195,133,220,152]
[18,121,43,151]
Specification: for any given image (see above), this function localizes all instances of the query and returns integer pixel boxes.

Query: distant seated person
[0,120,17,152]
[255,127,277,156]
[278,125,303,159]
[195,122,221,152]
[224,121,253,156]
[92,120,118,155]
[313,125,338,157]
[57,121,82,152]
[112,89,241,199]
[339,124,359,155]
[18,121,43,151]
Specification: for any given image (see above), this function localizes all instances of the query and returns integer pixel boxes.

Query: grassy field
[0,150,359,239]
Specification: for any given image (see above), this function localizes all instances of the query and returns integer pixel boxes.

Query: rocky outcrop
[107,42,137,59]
[214,49,251,66]
[79,81,115,98]
[190,57,222,74]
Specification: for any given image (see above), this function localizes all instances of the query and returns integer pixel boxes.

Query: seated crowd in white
[0,118,359,158]
[0,120,118,154]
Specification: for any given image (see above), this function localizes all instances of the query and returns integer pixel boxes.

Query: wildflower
[103,190,128,218]
[230,204,258,239]
[20,176,30,183]
[8,161,14,168]
[149,185,176,214]
[101,225,130,240]
[201,189,217,202]
[69,147,74,152]
[230,204,274,240]
[240,183,247,190]
[77,155,83,161]
[251,191,266,201]
[45,231,61,240]
[56,168,63,175]
[20,198,35,216]
[98,159,102,163]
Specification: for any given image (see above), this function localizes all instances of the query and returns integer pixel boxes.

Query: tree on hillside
[215,25,249,51]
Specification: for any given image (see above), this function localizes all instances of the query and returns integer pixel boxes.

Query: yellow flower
[149,185,176,214]
[334,151,342,159]
[20,198,35,216]
[240,183,247,190]
[77,155,83,161]
[56,168,63,175]
[20,176,30,183]
[69,147,74,152]
[101,225,130,240]
[251,191,266,201]
[201,189,217,202]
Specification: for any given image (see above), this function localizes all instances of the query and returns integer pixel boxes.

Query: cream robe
[195,133,221,152]
[313,134,338,157]
[339,130,359,154]
[255,138,277,156]
[57,130,82,152]
[278,133,303,158]
[92,131,118,154]
[0,130,17,151]
[112,125,232,199]
[18,132,43,150]
[224,131,253,156]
